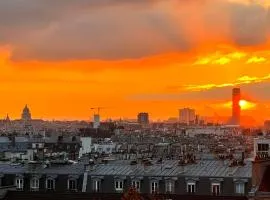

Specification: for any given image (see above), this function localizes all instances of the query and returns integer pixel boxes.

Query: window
[30,178,39,191]
[151,181,158,194]
[258,143,269,151]
[165,181,174,193]
[235,182,245,195]
[187,182,196,194]
[46,179,55,190]
[132,181,140,192]
[212,183,220,196]
[68,179,77,191]
[16,178,23,190]
[115,180,123,192]
[92,180,101,192]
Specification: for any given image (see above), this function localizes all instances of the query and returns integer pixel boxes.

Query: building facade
[0,160,252,197]
[232,88,241,125]
[137,113,149,125]
[179,108,196,125]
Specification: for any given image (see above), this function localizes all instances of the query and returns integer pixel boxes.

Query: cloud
[193,50,269,65]
[0,0,269,61]
[184,74,270,91]
[246,56,267,63]
[130,81,270,103]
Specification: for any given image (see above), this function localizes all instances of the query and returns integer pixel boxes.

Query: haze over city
[0,0,270,125]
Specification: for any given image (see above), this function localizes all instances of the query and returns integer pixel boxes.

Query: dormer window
[212,183,220,196]
[92,180,101,192]
[15,178,24,190]
[68,179,77,191]
[187,182,196,194]
[132,180,140,192]
[115,180,123,192]
[30,177,39,191]
[46,178,55,191]
[151,181,158,194]
[165,180,174,194]
[234,179,247,195]
[235,182,245,195]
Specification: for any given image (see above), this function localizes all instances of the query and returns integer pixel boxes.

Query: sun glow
[239,100,256,110]
[221,99,257,110]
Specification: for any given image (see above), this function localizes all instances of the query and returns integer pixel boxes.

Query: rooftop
[87,160,251,178]
[0,159,252,178]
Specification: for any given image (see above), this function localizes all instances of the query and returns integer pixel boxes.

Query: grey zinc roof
[88,160,252,178]
[0,163,85,175]
[0,160,252,178]
[43,163,85,175]
[15,137,29,143]
[0,137,10,143]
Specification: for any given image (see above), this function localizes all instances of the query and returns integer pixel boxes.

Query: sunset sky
[0,0,270,124]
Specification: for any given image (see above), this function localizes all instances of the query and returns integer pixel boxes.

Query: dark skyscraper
[137,112,149,124]
[232,88,241,125]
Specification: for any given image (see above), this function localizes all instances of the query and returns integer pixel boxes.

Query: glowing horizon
[0,0,270,125]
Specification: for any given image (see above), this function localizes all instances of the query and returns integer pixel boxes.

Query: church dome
[21,104,32,121]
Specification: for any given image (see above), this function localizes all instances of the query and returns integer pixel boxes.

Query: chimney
[58,135,63,142]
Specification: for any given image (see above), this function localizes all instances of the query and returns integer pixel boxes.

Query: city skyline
[0,0,269,124]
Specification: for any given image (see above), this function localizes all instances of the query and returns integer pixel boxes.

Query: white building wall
[254,138,270,159]
[79,137,92,157]
[92,143,116,154]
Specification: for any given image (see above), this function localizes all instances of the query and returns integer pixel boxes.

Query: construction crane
[90,107,106,115]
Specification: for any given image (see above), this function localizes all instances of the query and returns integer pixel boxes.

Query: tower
[179,108,196,125]
[21,104,32,121]
[137,113,149,124]
[232,88,241,125]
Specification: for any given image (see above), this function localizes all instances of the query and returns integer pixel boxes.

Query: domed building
[21,104,32,121]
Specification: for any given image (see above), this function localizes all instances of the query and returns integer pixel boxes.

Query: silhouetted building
[232,88,241,125]
[179,108,195,125]
[21,105,32,121]
[93,114,100,129]
[137,113,149,124]
[264,120,270,129]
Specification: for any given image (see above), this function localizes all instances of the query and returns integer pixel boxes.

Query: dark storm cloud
[0,0,269,61]
[229,3,270,46]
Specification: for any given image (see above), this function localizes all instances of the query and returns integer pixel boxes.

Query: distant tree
[121,187,143,200]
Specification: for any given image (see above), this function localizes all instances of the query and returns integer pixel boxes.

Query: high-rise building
[21,105,32,121]
[137,112,149,124]
[232,88,241,125]
[179,108,196,124]
[264,120,270,129]
[93,114,100,129]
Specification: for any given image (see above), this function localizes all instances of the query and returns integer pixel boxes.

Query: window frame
[30,177,39,191]
[187,182,196,194]
[92,179,101,192]
[151,181,158,194]
[165,180,174,194]
[235,182,245,195]
[68,179,77,191]
[132,180,140,192]
[115,180,124,192]
[15,178,24,190]
[211,183,221,196]
[46,178,55,191]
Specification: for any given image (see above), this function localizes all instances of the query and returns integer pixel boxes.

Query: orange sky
[0,0,270,125]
